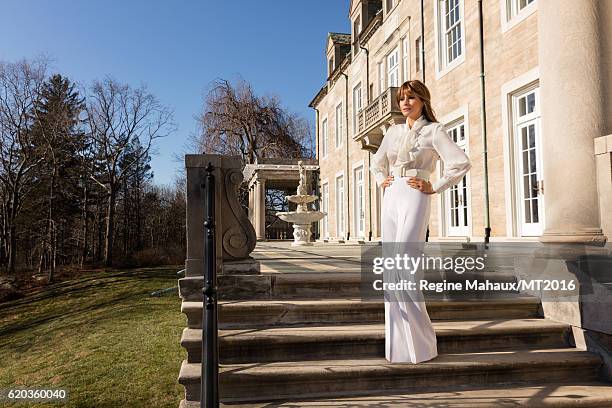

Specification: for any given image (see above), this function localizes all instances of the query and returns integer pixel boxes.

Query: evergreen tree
[29,74,85,280]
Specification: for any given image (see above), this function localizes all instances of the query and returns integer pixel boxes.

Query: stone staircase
[177,243,612,407]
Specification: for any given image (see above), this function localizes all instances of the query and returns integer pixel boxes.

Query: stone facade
[310,0,611,244]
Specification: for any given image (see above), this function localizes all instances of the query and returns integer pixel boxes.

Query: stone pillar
[594,135,612,238]
[538,0,607,244]
[254,177,267,240]
[184,154,258,277]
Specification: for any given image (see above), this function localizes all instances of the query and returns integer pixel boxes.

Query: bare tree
[0,58,47,273]
[85,77,175,266]
[194,78,313,164]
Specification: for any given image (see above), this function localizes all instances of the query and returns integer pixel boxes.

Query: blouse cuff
[432,162,472,194]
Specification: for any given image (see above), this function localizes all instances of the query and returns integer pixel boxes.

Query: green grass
[0,266,186,408]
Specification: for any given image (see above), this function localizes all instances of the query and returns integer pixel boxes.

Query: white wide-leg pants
[381,177,438,363]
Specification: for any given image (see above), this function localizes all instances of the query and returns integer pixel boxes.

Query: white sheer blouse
[370,115,471,194]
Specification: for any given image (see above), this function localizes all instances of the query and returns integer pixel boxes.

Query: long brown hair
[395,80,438,123]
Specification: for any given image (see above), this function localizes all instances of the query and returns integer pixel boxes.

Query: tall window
[336,175,344,237]
[387,48,399,87]
[353,16,361,55]
[328,57,334,76]
[444,119,470,236]
[321,118,328,158]
[335,103,343,148]
[512,87,543,236]
[378,62,385,96]
[415,36,423,72]
[402,38,409,82]
[353,166,365,237]
[321,182,329,238]
[386,0,394,14]
[352,83,362,134]
[437,0,464,70]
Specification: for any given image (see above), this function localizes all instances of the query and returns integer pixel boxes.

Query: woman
[370,80,471,363]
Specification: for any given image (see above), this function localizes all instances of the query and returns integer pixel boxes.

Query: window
[328,57,334,76]
[445,0,462,64]
[502,0,537,32]
[517,0,535,11]
[336,175,345,237]
[387,48,399,87]
[501,70,540,237]
[352,83,362,134]
[321,182,329,238]
[378,62,385,96]
[402,38,409,82]
[436,0,464,73]
[386,0,395,14]
[335,103,343,148]
[353,166,365,236]
[512,87,543,236]
[353,16,361,55]
[415,36,423,72]
[321,118,328,158]
[508,0,536,18]
[443,119,470,236]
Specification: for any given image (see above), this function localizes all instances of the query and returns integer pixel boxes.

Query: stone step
[180,382,612,407]
[182,296,542,329]
[178,348,602,403]
[181,318,570,364]
[179,271,519,301]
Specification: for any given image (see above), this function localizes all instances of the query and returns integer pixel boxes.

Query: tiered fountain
[276,161,325,246]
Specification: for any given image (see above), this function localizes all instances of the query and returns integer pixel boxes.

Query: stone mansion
[309,0,612,244]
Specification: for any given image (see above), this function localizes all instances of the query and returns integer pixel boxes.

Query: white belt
[390,166,431,180]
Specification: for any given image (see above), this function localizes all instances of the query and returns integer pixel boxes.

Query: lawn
[0,266,186,408]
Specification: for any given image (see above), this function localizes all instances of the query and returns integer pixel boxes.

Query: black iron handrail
[202,162,219,407]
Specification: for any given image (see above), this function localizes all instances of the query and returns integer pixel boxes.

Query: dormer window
[353,16,361,55]
[328,57,335,76]
[386,0,395,14]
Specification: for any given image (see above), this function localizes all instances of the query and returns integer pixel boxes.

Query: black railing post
[202,162,219,408]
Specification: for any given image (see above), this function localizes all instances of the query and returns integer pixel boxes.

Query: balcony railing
[353,86,403,151]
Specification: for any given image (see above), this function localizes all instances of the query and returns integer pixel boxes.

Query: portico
[243,158,319,240]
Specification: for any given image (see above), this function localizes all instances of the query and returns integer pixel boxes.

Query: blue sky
[0,0,350,185]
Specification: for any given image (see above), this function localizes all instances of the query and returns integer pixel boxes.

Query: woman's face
[399,89,424,120]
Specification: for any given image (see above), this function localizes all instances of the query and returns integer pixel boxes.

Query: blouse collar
[406,115,427,131]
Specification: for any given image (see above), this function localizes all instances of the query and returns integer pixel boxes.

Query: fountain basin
[276,211,325,246]
[286,194,318,205]
[276,211,325,224]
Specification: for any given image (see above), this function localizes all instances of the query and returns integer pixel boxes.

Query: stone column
[538,0,607,244]
[254,177,267,240]
[248,184,254,225]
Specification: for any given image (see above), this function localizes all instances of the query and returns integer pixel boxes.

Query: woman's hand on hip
[407,177,434,194]
[382,175,394,191]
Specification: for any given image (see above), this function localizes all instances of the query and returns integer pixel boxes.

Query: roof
[308,85,328,108]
